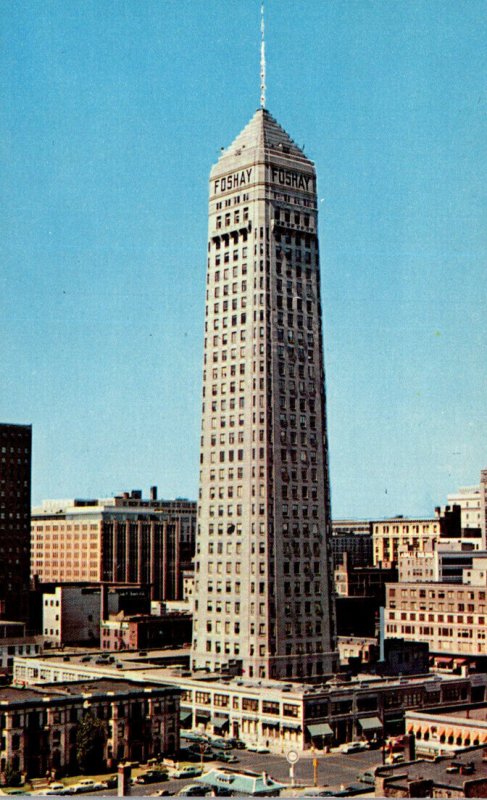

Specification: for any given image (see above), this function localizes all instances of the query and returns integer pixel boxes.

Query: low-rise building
[12,650,487,753]
[375,745,487,797]
[0,678,180,779]
[406,704,487,758]
[337,636,378,669]
[41,584,151,645]
[100,611,192,651]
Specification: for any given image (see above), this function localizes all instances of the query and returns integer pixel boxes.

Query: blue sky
[1,0,486,517]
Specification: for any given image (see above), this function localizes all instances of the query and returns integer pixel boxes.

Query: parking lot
[96,747,381,796]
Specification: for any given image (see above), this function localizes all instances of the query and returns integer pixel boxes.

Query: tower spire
[260,2,266,109]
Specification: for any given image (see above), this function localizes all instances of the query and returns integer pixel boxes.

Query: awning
[196,709,211,720]
[435,657,453,666]
[180,709,192,723]
[359,717,383,732]
[281,720,301,730]
[306,723,333,737]
[261,718,280,728]
[211,715,229,729]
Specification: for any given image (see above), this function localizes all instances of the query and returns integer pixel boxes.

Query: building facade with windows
[0,678,180,779]
[384,579,487,657]
[13,651,486,753]
[0,423,32,622]
[31,494,195,601]
[372,516,441,567]
[192,108,336,680]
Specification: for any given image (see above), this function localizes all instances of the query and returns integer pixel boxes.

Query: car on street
[175,784,212,796]
[357,770,376,785]
[36,784,70,796]
[246,743,270,753]
[135,769,169,784]
[70,779,106,793]
[206,738,232,751]
[181,732,209,744]
[215,752,238,763]
[170,766,203,779]
[100,776,118,789]
[340,741,369,754]
[150,791,174,797]
[334,784,374,796]
[226,738,246,749]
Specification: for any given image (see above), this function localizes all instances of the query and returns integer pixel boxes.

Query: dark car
[335,785,374,797]
[135,769,168,785]
[101,776,118,789]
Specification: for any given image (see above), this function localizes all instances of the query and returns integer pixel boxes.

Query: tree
[76,712,107,774]
[4,761,22,787]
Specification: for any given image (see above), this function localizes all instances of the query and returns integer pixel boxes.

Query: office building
[192,107,336,680]
[384,565,487,658]
[0,423,32,622]
[331,520,373,568]
[31,492,195,600]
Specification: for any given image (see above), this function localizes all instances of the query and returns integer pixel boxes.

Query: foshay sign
[213,165,314,195]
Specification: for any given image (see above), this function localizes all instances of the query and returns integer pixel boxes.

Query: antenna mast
[260,2,266,108]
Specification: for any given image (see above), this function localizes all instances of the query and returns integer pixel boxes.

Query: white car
[246,743,270,753]
[341,741,369,754]
[37,785,70,796]
[70,779,106,793]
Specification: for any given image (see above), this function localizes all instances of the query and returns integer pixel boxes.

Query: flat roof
[1,678,179,706]
[377,746,487,789]
[14,649,475,699]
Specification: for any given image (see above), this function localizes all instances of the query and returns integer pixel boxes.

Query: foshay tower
[192,5,335,683]
[191,101,337,680]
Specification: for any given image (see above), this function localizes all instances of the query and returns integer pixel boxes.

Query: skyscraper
[192,107,336,680]
[0,422,32,622]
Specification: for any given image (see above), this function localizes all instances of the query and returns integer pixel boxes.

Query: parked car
[100,776,118,789]
[357,770,376,785]
[207,738,232,751]
[181,732,209,744]
[70,779,106,793]
[340,741,369,754]
[170,766,203,779]
[175,784,212,796]
[246,743,270,753]
[334,784,374,797]
[215,752,238,763]
[227,738,246,750]
[135,769,169,784]
[150,791,174,797]
[37,784,70,796]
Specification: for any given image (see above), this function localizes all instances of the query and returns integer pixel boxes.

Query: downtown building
[191,108,336,680]
[31,492,195,601]
[0,423,32,623]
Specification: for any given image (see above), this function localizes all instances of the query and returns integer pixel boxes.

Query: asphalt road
[94,748,382,796]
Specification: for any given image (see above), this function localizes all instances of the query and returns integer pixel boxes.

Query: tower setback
[192,109,336,680]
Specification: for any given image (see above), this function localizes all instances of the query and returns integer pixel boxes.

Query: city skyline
[2,0,486,518]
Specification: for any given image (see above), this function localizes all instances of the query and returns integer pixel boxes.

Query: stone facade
[192,108,336,680]
[0,679,179,779]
